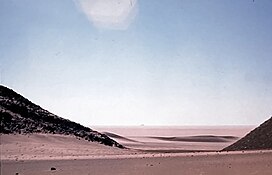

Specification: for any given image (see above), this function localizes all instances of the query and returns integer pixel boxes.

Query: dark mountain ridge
[223,117,272,151]
[0,85,124,148]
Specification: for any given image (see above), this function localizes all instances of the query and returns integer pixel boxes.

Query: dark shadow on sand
[103,132,140,143]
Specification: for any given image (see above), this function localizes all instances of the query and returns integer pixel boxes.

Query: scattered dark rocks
[0,85,124,148]
[223,117,272,151]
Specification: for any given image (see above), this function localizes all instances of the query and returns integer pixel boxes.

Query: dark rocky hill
[0,85,123,148]
[223,117,272,151]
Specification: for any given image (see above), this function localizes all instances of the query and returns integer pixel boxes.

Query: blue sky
[1,0,272,126]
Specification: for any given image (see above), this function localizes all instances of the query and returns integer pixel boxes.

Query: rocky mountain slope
[0,85,123,148]
[223,117,272,151]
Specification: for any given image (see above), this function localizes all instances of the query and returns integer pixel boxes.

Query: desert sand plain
[2,126,272,175]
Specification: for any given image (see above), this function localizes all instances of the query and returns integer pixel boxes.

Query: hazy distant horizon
[1,0,272,126]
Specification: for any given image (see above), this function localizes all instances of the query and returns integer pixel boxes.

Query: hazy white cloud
[75,0,138,30]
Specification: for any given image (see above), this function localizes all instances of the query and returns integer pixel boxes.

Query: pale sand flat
[2,151,272,175]
[1,134,272,175]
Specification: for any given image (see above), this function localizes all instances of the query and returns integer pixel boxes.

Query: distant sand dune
[101,131,240,153]
[136,149,217,153]
[104,131,239,143]
[149,135,239,143]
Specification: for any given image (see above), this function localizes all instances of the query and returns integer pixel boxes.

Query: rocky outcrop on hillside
[0,85,124,148]
[223,117,272,151]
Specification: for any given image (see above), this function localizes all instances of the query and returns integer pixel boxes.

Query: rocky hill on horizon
[0,85,124,148]
[223,116,272,151]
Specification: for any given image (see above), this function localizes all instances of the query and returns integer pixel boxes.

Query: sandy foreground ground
[1,133,272,175]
